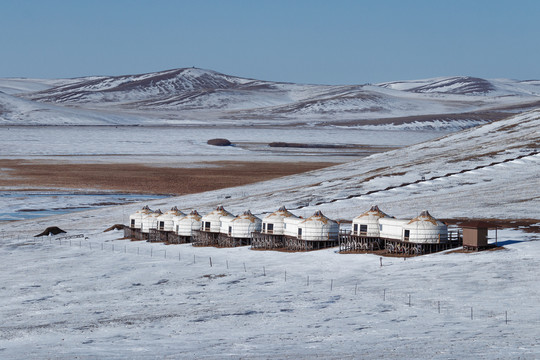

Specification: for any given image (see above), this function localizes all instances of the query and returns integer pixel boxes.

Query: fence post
[209,257,212,267]
[354,281,358,295]
[331,279,333,291]
[505,311,508,325]
[285,270,287,282]
[307,275,310,286]
[408,294,411,307]
[438,301,440,314]
[263,266,266,276]
[226,260,229,269]
[243,262,246,272]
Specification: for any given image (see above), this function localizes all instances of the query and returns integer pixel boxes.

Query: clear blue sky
[1,0,539,84]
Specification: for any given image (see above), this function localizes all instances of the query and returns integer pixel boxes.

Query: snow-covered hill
[2,68,540,127]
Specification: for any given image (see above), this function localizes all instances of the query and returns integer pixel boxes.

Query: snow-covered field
[0,108,538,358]
[0,226,539,359]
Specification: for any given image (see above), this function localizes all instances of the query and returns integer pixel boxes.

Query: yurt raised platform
[383,231,462,255]
[338,232,383,252]
[148,229,192,244]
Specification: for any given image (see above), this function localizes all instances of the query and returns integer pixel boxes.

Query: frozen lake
[0,125,451,164]
[0,192,165,222]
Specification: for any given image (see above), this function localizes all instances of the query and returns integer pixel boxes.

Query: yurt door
[404,230,410,241]
[298,228,302,239]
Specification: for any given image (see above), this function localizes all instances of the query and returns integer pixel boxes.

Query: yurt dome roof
[354,205,389,220]
[185,210,202,220]
[160,206,185,219]
[135,205,154,215]
[300,210,334,225]
[233,210,261,223]
[405,210,446,229]
[201,205,234,221]
[263,206,298,221]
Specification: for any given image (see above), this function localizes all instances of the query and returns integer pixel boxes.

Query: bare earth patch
[0,159,334,195]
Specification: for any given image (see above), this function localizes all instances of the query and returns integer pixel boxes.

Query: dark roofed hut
[461,220,497,251]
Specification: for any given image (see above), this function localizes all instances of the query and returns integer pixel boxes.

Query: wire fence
[2,231,535,327]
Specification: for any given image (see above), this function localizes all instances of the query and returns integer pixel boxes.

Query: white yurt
[129,205,153,229]
[403,210,448,243]
[352,205,390,237]
[229,210,262,238]
[156,206,186,232]
[200,205,235,233]
[378,218,409,241]
[175,210,202,237]
[141,209,163,234]
[298,210,339,241]
[262,206,298,235]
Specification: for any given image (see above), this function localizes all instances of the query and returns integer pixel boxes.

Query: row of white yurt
[176,210,202,237]
[129,205,153,229]
[262,206,298,235]
[403,210,448,243]
[352,205,389,237]
[200,206,235,233]
[299,210,339,241]
[157,207,185,231]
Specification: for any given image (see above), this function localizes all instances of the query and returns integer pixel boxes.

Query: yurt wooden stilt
[191,230,220,247]
[251,232,285,249]
[338,232,383,252]
[149,229,169,243]
[166,233,191,244]
[384,230,462,255]
[217,234,252,247]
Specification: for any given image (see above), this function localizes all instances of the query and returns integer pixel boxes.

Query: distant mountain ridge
[1,68,540,127]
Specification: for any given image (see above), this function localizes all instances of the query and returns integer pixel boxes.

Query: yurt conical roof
[160,206,186,219]
[263,206,298,221]
[300,210,334,224]
[406,210,445,228]
[354,205,389,220]
[134,205,153,215]
[233,210,261,223]
[201,205,234,221]
[183,210,202,221]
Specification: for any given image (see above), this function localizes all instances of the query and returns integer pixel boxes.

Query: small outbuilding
[461,220,494,251]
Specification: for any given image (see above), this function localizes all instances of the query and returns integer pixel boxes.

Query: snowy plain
[0,108,538,358]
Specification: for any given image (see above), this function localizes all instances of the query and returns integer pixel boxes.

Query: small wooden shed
[461,220,494,250]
